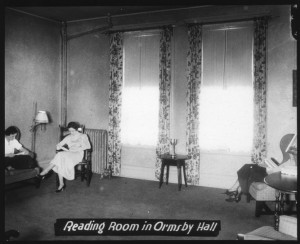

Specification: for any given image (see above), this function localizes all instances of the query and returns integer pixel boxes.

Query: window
[121,30,160,146]
[199,22,254,153]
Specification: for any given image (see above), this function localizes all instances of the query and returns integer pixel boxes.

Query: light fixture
[35,111,49,124]
[30,110,50,153]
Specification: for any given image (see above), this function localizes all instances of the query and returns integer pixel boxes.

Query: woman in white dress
[38,122,91,193]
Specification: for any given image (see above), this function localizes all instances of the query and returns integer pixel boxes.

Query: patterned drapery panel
[155,27,173,180]
[108,32,123,176]
[251,18,268,164]
[186,24,202,185]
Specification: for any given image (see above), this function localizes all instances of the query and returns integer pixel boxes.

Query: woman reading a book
[5,126,37,170]
[37,122,91,193]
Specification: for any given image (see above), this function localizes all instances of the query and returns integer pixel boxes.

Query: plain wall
[5,9,61,164]
[67,32,110,130]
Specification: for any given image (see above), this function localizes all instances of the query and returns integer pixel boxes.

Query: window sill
[200,150,251,157]
[121,144,156,150]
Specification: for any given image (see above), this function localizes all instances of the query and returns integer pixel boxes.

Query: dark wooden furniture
[5,127,40,189]
[5,230,20,241]
[58,125,92,186]
[247,134,297,217]
[158,154,190,191]
[264,172,297,231]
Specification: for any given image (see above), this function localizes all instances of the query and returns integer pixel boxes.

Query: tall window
[199,21,254,153]
[121,30,160,146]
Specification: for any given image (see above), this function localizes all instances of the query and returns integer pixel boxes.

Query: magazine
[264,158,280,169]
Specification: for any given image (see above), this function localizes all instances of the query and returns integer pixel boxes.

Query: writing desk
[264,172,297,231]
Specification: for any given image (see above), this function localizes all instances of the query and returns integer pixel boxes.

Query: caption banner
[55,219,220,236]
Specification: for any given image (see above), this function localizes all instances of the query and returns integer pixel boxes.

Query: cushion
[246,226,296,240]
[5,167,40,185]
[249,182,276,201]
[279,215,297,238]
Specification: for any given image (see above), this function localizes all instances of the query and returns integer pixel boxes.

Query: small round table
[158,154,190,191]
[264,172,297,230]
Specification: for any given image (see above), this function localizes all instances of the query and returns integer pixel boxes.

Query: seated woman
[38,122,91,193]
[225,161,292,202]
[224,164,267,202]
[5,126,37,170]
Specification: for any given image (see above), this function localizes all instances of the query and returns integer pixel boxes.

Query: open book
[56,144,69,152]
[264,158,297,176]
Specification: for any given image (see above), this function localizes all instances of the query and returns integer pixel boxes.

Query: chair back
[279,134,295,164]
[59,124,85,140]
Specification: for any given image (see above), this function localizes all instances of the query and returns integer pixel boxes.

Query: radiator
[85,128,108,175]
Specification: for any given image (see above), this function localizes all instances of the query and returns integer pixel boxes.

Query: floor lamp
[30,111,49,153]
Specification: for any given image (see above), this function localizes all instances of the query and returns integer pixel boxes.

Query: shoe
[225,191,239,202]
[225,194,237,202]
[235,192,242,203]
[223,190,238,196]
[36,174,46,181]
[55,185,66,193]
[36,170,52,180]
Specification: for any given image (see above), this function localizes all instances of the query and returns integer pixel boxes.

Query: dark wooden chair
[57,125,92,187]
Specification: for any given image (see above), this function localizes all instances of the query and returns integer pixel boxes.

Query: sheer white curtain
[199,21,254,153]
[121,30,160,146]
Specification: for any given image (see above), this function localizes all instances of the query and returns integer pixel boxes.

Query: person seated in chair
[224,163,268,202]
[37,122,91,193]
[5,126,38,171]
[224,161,294,203]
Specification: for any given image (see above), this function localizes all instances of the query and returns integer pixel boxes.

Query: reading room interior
[4,3,298,241]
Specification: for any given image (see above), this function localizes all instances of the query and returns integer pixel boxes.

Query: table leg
[274,190,280,231]
[166,165,169,185]
[280,192,284,215]
[177,163,182,191]
[159,161,165,188]
[183,163,187,187]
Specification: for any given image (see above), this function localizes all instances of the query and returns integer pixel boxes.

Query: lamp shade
[35,111,49,123]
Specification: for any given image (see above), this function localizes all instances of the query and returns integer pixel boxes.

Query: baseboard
[121,164,237,189]
[120,165,157,181]
[199,173,237,189]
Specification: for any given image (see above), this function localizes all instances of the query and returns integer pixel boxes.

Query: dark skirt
[5,155,37,169]
[237,164,267,194]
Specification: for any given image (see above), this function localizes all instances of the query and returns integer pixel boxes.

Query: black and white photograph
[4,0,298,241]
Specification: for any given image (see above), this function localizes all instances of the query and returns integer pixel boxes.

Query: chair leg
[247,193,251,203]
[86,165,92,187]
[81,165,85,182]
[35,177,41,188]
[255,201,263,217]
[255,201,273,217]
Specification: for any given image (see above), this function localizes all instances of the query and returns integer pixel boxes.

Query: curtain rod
[187,15,272,26]
[104,14,272,35]
[104,24,173,35]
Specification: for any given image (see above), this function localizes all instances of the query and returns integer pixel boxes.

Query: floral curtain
[108,32,123,176]
[186,24,202,185]
[251,18,268,164]
[155,27,173,180]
